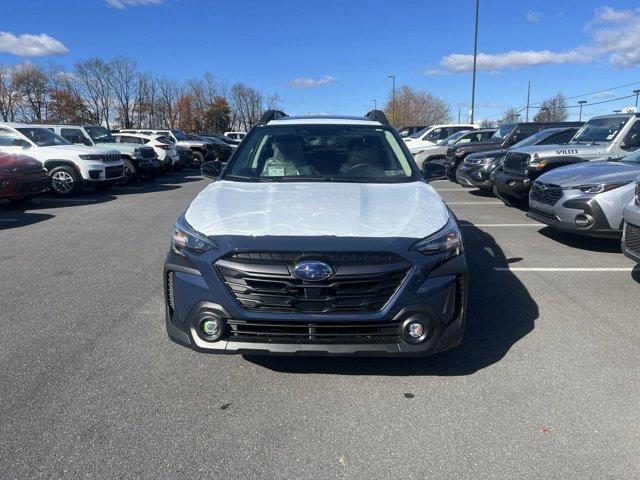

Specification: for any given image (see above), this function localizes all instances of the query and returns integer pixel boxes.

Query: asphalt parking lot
[1,172,639,479]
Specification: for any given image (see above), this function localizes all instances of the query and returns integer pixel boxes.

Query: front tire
[120,159,137,185]
[192,151,205,165]
[49,166,80,196]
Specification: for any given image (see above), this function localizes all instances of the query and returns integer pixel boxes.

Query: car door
[60,128,91,146]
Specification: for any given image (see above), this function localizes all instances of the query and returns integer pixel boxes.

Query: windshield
[172,129,189,141]
[440,131,470,146]
[510,129,557,149]
[620,149,640,164]
[16,127,70,147]
[490,124,515,142]
[572,116,629,143]
[408,127,430,139]
[224,125,416,183]
[85,126,115,143]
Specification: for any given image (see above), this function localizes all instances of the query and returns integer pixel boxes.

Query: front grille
[503,152,531,174]
[215,251,411,313]
[227,319,400,344]
[635,181,639,206]
[530,208,559,222]
[103,153,121,163]
[139,147,156,159]
[624,224,640,256]
[446,147,456,159]
[530,182,563,206]
[105,165,124,179]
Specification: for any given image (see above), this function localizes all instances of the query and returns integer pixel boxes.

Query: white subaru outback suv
[0,124,124,195]
[164,110,468,356]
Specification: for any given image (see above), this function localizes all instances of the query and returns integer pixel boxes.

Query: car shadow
[538,227,621,253]
[0,209,55,230]
[467,188,494,198]
[245,224,538,376]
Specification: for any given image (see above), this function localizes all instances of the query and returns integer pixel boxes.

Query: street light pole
[373,99,377,110]
[525,81,531,122]
[470,0,480,124]
[388,75,396,125]
[634,89,640,108]
[578,100,587,121]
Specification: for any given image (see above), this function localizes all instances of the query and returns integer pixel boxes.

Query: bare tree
[12,63,50,122]
[383,85,451,127]
[231,83,264,131]
[157,76,181,128]
[107,56,138,128]
[0,62,19,121]
[74,58,112,125]
[498,107,521,125]
[479,118,497,128]
[533,93,568,122]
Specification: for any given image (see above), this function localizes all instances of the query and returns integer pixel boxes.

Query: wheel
[120,159,137,185]
[493,185,517,207]
[9,196,33,203]
[49,166,80,196]
[192,151,205,165]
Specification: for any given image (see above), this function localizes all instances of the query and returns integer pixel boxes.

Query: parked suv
[403,124,478,151]
[398,125,428,138]
[457,127,580,191]
[112,133,180,171]
[0,151,49,202]
[527,150,640,237]
[44,125,160,184]
[621,177,640,263]
[121,128,216,164]
[413,129,496,172]
[444,121,584,182]
[164,110,467,356]
[493,114,640,203]
[0,124,124,195]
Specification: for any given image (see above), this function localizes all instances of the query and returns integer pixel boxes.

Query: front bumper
[0,171,50,198]
[527,195,620,238]
[492,171,531,199]
[163,238,468,357]
[622,204,640,263]
[456,162,497,190]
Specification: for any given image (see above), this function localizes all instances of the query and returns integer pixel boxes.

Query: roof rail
[257,110,288,124]
[364,110,390,125]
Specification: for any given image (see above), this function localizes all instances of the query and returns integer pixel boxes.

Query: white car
[403,124,478,151]
[112,133,180,169]
[0,123,124,195]
[223,131,246,144]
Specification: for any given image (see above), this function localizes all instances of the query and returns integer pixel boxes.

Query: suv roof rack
[364,110,390,125]
[258,110,288,124]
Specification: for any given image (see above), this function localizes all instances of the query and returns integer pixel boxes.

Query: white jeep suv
[0,124,124,195]
[403,124,478,151]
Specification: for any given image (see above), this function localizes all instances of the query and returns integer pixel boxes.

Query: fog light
[403,318,429,344]
[199,317,224,341]
[575,214,594,228]
[408,323,424,338]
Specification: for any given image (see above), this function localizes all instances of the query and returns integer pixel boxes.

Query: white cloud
[430,7,640,73]
[0,32,68,57]
[425,68,448,76]
[106,0,164,9]
[288,75,336,88]
[526,11,540,23]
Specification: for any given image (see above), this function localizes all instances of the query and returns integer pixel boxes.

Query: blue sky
[2,0,640,122]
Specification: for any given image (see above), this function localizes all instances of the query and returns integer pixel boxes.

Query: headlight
[466,156,495,165]
[79,154,104,161]
[569,182,629,194]
[411,213,463,260]
[171,215,217,255]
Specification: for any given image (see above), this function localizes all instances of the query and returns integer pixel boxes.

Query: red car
[0,152,50,203]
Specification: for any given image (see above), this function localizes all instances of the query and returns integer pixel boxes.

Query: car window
[509,125,541,145]
[541,130,576,145]
[16,127,70,147]
[61,128,89,145]
[225,124,416,183]
[423,128,443,142]
[573,116,629,143]
[623,121,640,149]
[0,128,30,146]
[85,126,115,143]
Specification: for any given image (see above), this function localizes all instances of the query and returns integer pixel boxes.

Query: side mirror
[11,138,30,148]
[201,160,222,179]
[423,162,447,182]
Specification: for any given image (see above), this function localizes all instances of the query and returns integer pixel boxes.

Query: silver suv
[621,177,640,263]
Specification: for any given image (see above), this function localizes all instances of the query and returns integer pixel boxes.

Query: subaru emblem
[293,260,333,281]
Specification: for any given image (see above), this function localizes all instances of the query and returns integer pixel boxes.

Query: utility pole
[372,99,377,110]
[470,0,480,123]
[525,81,531,122]
[458,108,461,123]
[634,89,640,108]
[578,100,587,121]
[387,75,396,125]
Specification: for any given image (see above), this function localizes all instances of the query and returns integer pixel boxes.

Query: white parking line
[494,267,634,272]
[461,223,540,227]
[447,201,503,205]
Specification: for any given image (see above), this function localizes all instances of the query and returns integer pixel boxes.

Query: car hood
[0,152,43,169]
[538,161,640,187]
[466,148,506,160]
[516,142,605,157]
[38,144,120,155]
[185,180,449,238]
